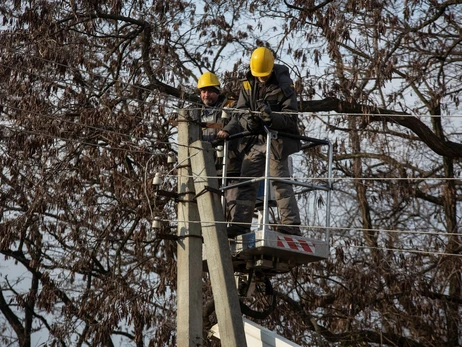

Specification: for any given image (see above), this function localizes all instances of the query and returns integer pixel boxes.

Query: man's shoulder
[242,80,252,91]
[240,71,254,90]
[273,65,295,97]
[273,64,290,73]
[273,64,293,82]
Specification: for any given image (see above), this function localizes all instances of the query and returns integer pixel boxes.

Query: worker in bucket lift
[189,72,242,221]
[216,47,302,237]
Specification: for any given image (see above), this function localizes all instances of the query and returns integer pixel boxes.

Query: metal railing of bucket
[216,125,333,243]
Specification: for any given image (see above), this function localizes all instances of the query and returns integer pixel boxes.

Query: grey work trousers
[231,139,301,228]
[223,178,239,221]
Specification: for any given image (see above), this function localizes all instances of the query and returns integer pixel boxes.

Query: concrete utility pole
[177,110,203,347]
[189,140,247,347]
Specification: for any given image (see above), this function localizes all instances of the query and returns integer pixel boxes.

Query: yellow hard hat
[250,47,274,77]
[197,72,221,91]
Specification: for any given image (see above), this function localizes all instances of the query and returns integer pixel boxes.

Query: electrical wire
[152,218,462,257]
[2,119,461,236]
[350,245,462,257]
[153,217,461,238]
[1,54,461,260]
[2,119,460,187]
[165,173,462,181]
[0,122,158,156]
[0,121,206,155]
[1,121,461,185]
[2,57,462,118]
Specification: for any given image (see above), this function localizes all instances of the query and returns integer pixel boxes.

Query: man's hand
[216,130,230,139]
[247,116,262,130]
[257,100,272,125]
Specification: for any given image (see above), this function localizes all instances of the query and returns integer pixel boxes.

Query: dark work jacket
[222,64,301,160]
[188,95,242,175]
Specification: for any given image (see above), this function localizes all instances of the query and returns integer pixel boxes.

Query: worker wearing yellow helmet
[190,72,242,221]
[249,46,275,78]
[197,72,222,106]
[193,72,227,141]
[217,47,302,237]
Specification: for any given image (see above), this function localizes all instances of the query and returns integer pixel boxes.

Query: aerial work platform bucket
[230,229,329,276]
[219,127,333,274]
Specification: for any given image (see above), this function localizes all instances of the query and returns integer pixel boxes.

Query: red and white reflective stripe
[277,236,315,253]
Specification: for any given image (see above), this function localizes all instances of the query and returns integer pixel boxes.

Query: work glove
[247,115,262,131]
[256,100,272,125]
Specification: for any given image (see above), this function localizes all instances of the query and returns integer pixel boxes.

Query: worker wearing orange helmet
[217,47,301,237]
